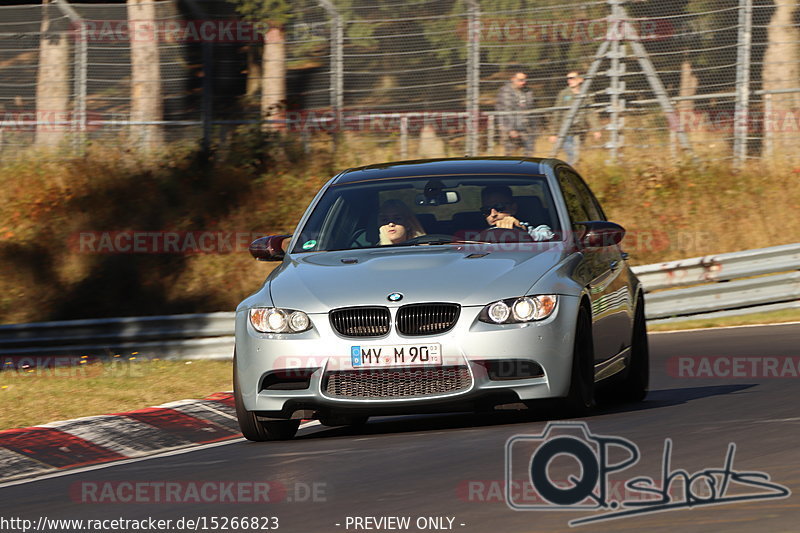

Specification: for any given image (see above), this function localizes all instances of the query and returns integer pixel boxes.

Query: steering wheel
[348,228,370,248]
[400,234,456,245]
[474,226,535,243]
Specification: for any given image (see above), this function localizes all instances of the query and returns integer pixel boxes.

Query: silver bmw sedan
[234,158,648,441]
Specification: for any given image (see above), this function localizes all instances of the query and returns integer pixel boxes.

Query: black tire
[616,294,649,402]
[234,355,300,441]
[564,306,595,416]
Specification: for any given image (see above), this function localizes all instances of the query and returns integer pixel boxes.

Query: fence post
[733,0,753,167]
[606,1,626,163]
[318,0,343,150]
[764,93,773,159]
[465,0,480,156]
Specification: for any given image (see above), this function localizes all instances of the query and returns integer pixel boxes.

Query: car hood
[268,244,568,312]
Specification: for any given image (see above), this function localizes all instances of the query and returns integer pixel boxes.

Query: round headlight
[266,308,287,332]
[487,301,510,323]
[288,311,310,332]
[512,297,538,321]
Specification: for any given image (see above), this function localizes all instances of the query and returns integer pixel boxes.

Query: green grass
[647,307,800,332]
[0,358,232,430]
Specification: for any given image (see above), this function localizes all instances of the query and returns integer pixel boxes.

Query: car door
[556,167,631,363]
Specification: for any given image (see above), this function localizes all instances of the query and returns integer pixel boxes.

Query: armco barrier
[0,243,797,359]
[631,243,800,291]
[0,312,236,361]
[630,242,800,323]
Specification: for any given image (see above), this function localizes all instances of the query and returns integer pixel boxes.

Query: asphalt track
[2,323,799,533]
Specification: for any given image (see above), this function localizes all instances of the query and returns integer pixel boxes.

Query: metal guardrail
[631,243,800,292]
[0,312,236,361]
[631,243,800,323]
[0,243,797,360]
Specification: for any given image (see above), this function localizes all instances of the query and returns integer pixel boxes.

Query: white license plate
[350,343,441,368]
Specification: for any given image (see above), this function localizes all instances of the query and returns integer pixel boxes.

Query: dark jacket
[551,86,600,135]
[495,81,538,133]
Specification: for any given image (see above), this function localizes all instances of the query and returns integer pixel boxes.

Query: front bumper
[234,296,580,417]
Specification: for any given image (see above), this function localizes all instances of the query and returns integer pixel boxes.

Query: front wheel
[564,306,595,416]
[617,295,649,402]
[234,354,300,441]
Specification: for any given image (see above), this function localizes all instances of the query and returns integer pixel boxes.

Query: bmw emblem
[387,292,403,302]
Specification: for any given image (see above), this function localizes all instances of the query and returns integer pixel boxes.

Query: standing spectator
[495,72,538,156]
[548,71,602,165]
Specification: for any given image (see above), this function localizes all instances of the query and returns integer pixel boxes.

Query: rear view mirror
[249,235,291,261]
[415,191,460,206]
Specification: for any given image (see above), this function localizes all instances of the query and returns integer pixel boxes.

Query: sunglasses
[567,76,579,80]
[480,203,510,216]
[379,214,406,226]
[515,78,527,83]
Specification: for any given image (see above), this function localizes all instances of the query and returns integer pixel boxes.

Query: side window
[557,170,591,225]
[558,169,602,222]
[570,172,606,221]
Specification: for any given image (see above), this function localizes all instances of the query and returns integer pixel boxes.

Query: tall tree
[231,0,293,129]
[128,0,163,149]
[761,1,800,158]
[35,0,70,147]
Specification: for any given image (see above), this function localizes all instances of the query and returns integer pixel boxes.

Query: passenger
[378,199,426,245]
[480,185,554,241]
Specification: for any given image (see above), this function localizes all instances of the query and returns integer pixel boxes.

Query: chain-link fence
[1,0,799,165]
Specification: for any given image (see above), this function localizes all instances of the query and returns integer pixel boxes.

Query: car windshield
[291,175,562,253]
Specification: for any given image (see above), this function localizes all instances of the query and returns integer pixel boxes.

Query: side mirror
[249,235,291,261]
[579,221,625,247]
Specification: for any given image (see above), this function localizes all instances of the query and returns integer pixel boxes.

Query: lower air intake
[324,366,472,399]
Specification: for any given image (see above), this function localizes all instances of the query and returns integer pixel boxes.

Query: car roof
[332,157,547,184]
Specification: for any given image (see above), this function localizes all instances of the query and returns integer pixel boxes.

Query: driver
[480,185,555,241]
[378,199,426,245]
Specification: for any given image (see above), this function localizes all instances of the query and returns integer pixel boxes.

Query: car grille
[330,307,390,337]
[396,303,460,336]
[324,366,472,399]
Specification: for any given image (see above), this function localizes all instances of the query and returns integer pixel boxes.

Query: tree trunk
[35,0,70,147]
[246,45,262,98]
[761,1,800,158]
[261,26,286,130]
[128,0,163,149]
